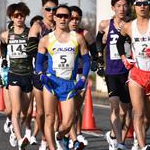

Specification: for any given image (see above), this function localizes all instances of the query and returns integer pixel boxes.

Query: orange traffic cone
[126,121,133,139]
[0,88,5,111]
[82,80,97,130]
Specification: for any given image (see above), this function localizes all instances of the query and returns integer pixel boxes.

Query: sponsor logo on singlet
[52,47,75,52]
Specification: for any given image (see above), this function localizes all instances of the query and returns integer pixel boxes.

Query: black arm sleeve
[89,42,98,60]
[116,33,126,56]
[26,37,39,56]
[1,41,7,58]
[96,31,106,54]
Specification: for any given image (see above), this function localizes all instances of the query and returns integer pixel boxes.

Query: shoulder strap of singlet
[39,21,52,37]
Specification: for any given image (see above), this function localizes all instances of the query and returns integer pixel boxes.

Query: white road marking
[82,130,105,137]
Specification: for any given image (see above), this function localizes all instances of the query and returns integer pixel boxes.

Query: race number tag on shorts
[52,53,75,79]
[8,43,27,58]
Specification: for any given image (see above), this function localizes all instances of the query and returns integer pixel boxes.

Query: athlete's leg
[128,81,145,148]
[30,92,39,141]
[144,96,150,132]
[23,93,34,140]
[9,85,22,140]
[3,87,11,118]
[109,96,123,144]
[30,119,39,144]
[33,87,44,134]
[75,91,86,135]
[43,86,57,150]
[119,102,132,142]
[3,87,12,133]
[69,92,83,144]
[54,102,59,132]
[9,85,31,141]
[69,91,87,148]
[57,98,75,138]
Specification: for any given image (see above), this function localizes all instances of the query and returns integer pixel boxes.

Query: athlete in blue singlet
[36,5,90,150]
[96,0,131,150]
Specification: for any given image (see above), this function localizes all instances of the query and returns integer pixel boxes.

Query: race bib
[7,43,27,58]
[110,44,121,60]
[52,52,75,79]
[110,34,131,60]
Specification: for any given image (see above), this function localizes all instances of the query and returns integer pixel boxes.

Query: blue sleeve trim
[35,52,46,74]
[82,53,90,78]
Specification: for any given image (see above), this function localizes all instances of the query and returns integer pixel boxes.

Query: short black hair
[30,15,43,26]
[70,6,82,17]
[42,0,58,6]
[7,2,30,18]
[55,4,71,16]
[111,0,129,6]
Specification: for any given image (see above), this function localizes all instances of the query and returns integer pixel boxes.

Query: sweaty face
[112,0,128,19]
[11,10,26,27]
[42,1,57,21]
[134,0,150,17]
[69,11,81,31]
[54,8,70,30]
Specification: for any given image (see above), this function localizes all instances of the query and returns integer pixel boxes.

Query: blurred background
[0,0,114,34]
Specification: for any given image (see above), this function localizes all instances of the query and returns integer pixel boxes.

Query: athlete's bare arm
[120,21,132,37]
[98,20,110,44]
[28,22,41,37]
[38,35,49,54]
[77,33,89,56]
[96,20,110,57]
[83,30,95,45]
[119,21,132,60]
[0,31,8,44]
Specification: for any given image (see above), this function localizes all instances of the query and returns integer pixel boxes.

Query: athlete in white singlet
[117,0,150,149]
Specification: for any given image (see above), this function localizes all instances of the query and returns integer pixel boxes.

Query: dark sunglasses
[70,16,80,21]
[13,13,25,18]
[134,1,150,6]
[44,7,57,12]
[55,14,70,19]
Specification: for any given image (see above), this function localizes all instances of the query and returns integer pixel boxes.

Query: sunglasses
[134,1,150,6]
[70,16,80,21]
[44,7,57,12]
[55,14,70,19]
[13,13,25,18]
